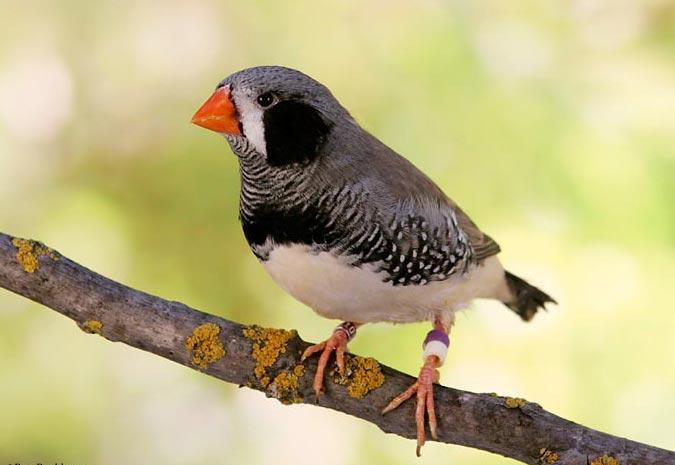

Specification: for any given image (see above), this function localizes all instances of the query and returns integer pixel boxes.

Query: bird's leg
[301,321,360,397]
[382,318,450,456]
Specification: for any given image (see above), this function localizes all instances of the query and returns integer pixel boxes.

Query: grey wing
[314,126,501,282]
[373,194,499,286]
[367,132,501,263]
[449,203,501,261]
[364,143,501,265]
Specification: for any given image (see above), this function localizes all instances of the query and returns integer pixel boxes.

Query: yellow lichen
[590,455,619,465]
[82,320,103,335]
[12,237,59,273]
[270,364,305,404]
[293,364,305,377]
[505,397,528,408]
[243,325,297,386]
[185,323,225,369]
[539,448,560,464]
[333,355,385,398]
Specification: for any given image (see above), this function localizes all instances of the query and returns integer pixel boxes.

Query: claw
[426,383,437,440]
[314,343,334,396]
[381,381,418,414]
[301,329,350,398]
[415,384,426,456]
[336,343,346,376]
[301,341,326,361]
[382,356,440,456]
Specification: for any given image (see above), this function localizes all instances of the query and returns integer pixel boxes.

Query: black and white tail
[503,271,556,322]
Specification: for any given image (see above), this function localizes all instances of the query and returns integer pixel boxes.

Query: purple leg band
[423,329,449,348]
[334,321,357,341]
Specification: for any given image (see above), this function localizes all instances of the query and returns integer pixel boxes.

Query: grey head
[214,66,355,166]
[193,66,445,205]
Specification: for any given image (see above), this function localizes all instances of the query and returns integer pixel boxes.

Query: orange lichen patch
[185,323,225,369]
[243,325,297,387]
[11,238,59,273]
[81,320,103,335]
[590,455,619,465]
[505,397,528,408]
[333,355,385,398]
[539,448,560,464]
[270,364,305,404]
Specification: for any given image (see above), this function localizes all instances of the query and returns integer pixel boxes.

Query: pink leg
[301,322,359,397]
[382,319,450,456]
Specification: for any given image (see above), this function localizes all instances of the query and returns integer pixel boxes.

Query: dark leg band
[334,321,357,341]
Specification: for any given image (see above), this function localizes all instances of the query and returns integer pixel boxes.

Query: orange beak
[191,85,242,135]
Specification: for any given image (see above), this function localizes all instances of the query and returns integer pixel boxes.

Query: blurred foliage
[1,0,674,464]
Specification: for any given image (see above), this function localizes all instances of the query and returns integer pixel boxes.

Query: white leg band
[423,340,449,366]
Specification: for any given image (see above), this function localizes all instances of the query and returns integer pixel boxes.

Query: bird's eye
[256,92,275,108]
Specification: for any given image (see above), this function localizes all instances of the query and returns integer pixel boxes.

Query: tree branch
[0,232,672,465]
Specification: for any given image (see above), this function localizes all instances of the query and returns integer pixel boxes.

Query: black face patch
[263,100,332,166]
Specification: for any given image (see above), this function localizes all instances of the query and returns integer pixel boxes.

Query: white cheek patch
[235,97,267,156]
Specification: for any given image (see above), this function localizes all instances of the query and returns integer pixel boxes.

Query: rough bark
[0,232,673,465]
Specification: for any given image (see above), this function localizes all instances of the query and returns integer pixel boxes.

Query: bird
[191,65,555,455]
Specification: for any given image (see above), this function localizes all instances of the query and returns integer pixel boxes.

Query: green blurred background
[1,0,674,463]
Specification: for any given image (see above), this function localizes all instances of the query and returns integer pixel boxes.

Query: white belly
[261,243,506,324]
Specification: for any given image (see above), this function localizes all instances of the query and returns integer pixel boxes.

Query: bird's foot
[381,325,449,455]
[301,322,357,399]
[382,356,441,456]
